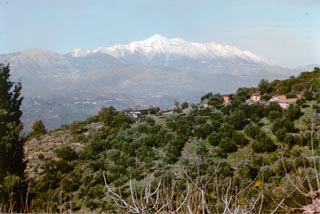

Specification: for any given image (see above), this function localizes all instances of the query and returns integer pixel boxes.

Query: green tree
[55,146,78,161]
[208,93,223,108]
[251,133,277,153]
[285,105,303,121]
[235,87,251,102]
[261,93,272,101]
[304,90,313,101]
[181,101,189,109]
[200,92,213,102]
[0,64,25,212]
[98,106,117,125]
[29,120,47,138]
[219,138,238,153]
[228,109,248,130]
[258,79,269,94]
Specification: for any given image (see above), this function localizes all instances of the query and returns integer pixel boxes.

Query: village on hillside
[124,91,300,119]
[223,92,299,108]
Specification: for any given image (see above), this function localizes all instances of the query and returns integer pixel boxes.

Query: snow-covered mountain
[0,34,297,130]
[69,34,271,65]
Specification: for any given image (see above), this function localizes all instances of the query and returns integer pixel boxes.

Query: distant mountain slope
[293,64,320,73]
[0,35,296,130]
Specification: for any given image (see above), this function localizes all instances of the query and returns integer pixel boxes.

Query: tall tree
[0,63,25,212]
[29,120,47,138]
[258,78,269,94]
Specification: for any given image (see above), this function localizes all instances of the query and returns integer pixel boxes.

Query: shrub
[98,106,117,125]
[208,132,221,146]
[261,93,272,101]
[181,102,189,109]
[272,118,296,133]
[251,134,277,153]
[245,122,261,138]
[29,120,47,138]
[219,138,238,153]
[232,131,249,146]
[54,146,78,161]
[285,105,303,121]
[274,128,286,141]
[228,110,249,130]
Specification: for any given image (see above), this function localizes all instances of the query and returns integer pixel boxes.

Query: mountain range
[0,35,314,131]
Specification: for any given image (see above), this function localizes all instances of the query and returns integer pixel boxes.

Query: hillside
[25,67,320,213]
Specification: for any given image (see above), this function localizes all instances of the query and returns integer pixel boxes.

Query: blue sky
[0,0,319,68]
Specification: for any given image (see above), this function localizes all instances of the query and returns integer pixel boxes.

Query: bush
[268,110,283,122]
[98,106,117,125]
[201,92,213,102]
[251,134,277,153]
[208,94,223,108]
[283,134,299,148]
[274,128,286,141]
[261,93,272,101]
[219,138,238,153]
[304,90,313,100]
[265,102,283,120]
[29,120,47,138]
[285,105,303,121]
[149,107,160,114]
[69,121,88,135]
[112,112,131,127]
[232,131,249,146]
[181,102,189,109]
[195,140,209,157]
[272,118,296,133]
[245,122,261,138]
[194,123,213,139]
[234,160,258,183]
[55,146,78,161]
[236,87,251,100]
[228,110,249,130]
[208,132,221,146]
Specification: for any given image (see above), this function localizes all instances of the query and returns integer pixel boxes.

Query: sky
[0,0,319,68]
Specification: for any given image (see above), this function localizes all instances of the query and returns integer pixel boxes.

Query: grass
[295,101,317,128]
[259,117,270,125]
[227,146,252,168]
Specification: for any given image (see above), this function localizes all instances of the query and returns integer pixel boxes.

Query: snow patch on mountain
[68,34,271,65]
[69,48,92,57]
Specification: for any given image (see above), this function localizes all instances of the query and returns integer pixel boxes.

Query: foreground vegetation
[1,64,320,213]
[0,64,25,212]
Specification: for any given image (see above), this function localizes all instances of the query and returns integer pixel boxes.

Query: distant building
[127,111,141,119]
[250,92,261,102]
[269,95,297,109]
[222,94,232,104]
[124,106,151,118]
